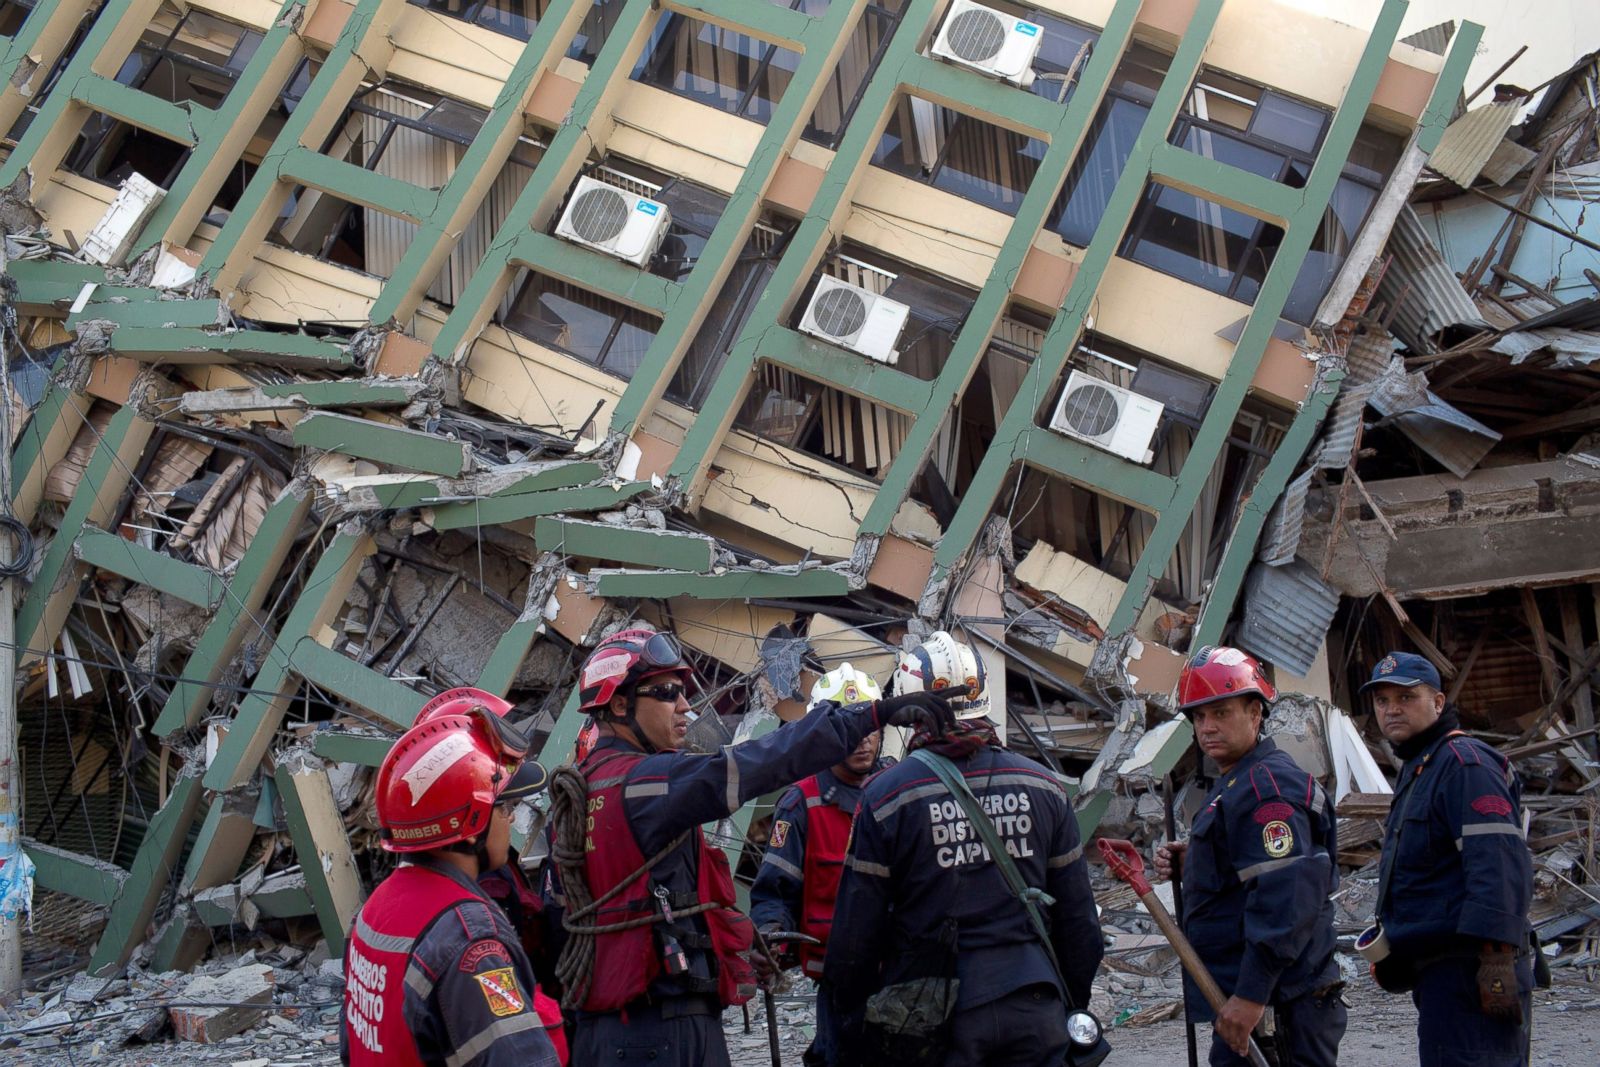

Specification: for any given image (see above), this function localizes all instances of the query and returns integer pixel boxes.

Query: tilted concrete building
[1,0,1475,971]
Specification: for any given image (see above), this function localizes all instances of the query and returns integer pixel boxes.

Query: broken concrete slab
[169,963,275,1043]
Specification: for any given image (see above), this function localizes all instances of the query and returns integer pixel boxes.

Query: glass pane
[505,278,622,365]
[742,35,801,123]
[1029,16,1097,103]
[1122,182,1269,301]
[1178,122,1285,179]
[1050,96,1147,247]
[599,316,658,379]
[806,6,895,145]
[1248,91,1327,153]
[931,114,1044,215]
[634,14,798,124]
[569,0,626,64]
[1282,176,1377,323]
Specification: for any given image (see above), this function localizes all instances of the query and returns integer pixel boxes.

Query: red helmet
[376,691,530,853]
[577,627,693,713]
[1176,645,1276,714]
[415,686,513,726]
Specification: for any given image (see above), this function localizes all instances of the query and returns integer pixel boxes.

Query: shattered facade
[0,0,1485,980]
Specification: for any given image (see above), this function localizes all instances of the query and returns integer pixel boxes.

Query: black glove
[758,923,797,970]
[1477,943,1522,1023]
[874,688,960,734]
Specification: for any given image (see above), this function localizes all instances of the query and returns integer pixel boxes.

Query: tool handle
[1097,837,1153,896]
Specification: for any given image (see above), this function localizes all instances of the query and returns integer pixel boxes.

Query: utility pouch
[1530,929,1552,990]
[837,920,960,1067]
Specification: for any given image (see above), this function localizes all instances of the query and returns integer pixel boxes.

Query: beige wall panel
[701,435,875,560]
[609,84,762,193]
[232,248,381,323]
[846,171,1009,289]
[663,600,797,675]
[389,8,523,110]
[1093,257,1242,382]
[35,174,115,250]
[1209,0,1368,109]
[461,328,624,438]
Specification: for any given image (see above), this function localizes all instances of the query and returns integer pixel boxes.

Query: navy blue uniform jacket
[826,745,1102,1013]
[1378,730,1532,956]
[1180,738,1339,1019]
[750,768,868,932]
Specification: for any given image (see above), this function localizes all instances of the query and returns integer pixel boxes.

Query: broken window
[407,0,626,61]
[633,10,802,124]
[501,269,662,380]
[269,81,542,295]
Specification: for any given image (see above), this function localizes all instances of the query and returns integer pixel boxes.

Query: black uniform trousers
[1412,956,1533,1067]
[1205,983,1348,1067]
[942,982,1071,1067]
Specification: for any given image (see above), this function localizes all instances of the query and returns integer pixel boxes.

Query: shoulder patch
[474,967,527,1017]
[770,820,790,849]
[1470,795,1513,818]
[1262,820,1294,857]
[1253,801,1295,825]
[459,939,510,973]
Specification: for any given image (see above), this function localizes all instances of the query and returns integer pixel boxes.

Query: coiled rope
[549,762,711,1010]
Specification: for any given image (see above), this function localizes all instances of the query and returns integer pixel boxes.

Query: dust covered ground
[10,963,1597,1066]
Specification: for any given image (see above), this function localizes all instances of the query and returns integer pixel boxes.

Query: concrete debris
[170,964,277,1043]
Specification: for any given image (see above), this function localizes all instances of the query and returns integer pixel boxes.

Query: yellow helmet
[808,662,884,710]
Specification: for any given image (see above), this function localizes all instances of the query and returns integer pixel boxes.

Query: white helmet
[894,631,989,721]
[809,662,883,710]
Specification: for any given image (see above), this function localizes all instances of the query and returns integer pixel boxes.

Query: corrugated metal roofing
[1345,330,1396,386]
[1312,379,1377,469]
[1429,101,1523,187]
[1375,206,1487,354]
[1490,328,1600,367]
[1479,138,1536,186]
[1369,375,1502,478]
[1238,560,1340,676]
[1400,21,1455,56]
[1258,468,1313,566]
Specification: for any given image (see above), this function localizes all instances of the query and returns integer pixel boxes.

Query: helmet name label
[582,653,631,689]
[400,731,476,804]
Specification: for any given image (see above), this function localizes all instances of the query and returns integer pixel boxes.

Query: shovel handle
[1097,837,1154,896]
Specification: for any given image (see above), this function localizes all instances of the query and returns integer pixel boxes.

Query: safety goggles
[628,632,686,670]
[634,681,688,703]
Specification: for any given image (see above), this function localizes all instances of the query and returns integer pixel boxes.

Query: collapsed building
[0,0,1592,1016]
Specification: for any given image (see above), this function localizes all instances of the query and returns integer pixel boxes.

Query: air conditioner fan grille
[811,287,869,338]
[945,9,1008,63]
[568,186,630,244]
[1060,382,1122,437]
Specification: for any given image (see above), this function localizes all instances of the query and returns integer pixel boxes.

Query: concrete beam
[756,326,935,415]
[511,230,680,317]
[280,144,439,223]
[292,411,471,477]
[66,297,225,331]
[108,327,353,368]
[22,838,128,908]
[179,790,261,896]
[3,259,112,315]
[72,71,206,146]
[290,639,422,728]
[311,728,396,767]
[592,566,850,599]
[177,379,426,416]
[275,748,363,954]
[74,526,226,608]
[88,764,205,975]
[427,480,653,530]
[1018,429,1177,515]
[534,516,716,572]
[10,375,87,525]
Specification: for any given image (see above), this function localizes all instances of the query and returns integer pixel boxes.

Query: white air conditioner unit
[798,276,911,364]
[1049,370,1165,464]
[554,176,671,267]
[930,0,1043,88]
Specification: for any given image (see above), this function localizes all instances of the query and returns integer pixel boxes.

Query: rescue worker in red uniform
[341,688,564,1067]
[547,627,959,1067]
[478,757,563,1001]
[751,664,887,1066]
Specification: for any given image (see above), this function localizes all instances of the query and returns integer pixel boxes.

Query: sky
[1285,0,1600,98]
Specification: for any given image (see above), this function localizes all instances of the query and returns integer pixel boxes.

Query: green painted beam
[179,791,259,896]
[312,729,396,767]
[74,526,225,608]
[16,404,153,664]
[593,566,850,599]
[534,516,716,571]
[275,751,363,954]
[148,904,209,974]
[154,480,314,736]
[204,523,373,791]
[534,689,585,769]
[930,0,1222,574]
[5,259,111,313]
[87,767,205,974]
[368,0,584,324]
[1017,428,1176,514]
[1104,0,1410,634]
[10,373,84,525]
[1148,142,1303,227]
[280,144,439,223]
[758,326,935,415]
[193,875,317,925]
[289,639,422,728]
[343,459,609,512]
[664,0,817,50]
[475,614,544,696]
[108,326,352,368]
[511,230,681,318]
[1415,24,1485,153]
[22,839,128,908]
[72,71,205,146]
[292,411,471,477]
[899,53,1062,140]
[428,480,653,530]
[1073,789,1112,842]
[179,380,421,414]
[67,297,224,330]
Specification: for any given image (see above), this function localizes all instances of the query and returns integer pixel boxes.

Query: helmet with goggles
[808,663,883,710]
[894,631,989,721]
[578,627,695,714]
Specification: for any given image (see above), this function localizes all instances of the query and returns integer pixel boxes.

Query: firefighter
[1361,651,1535,1067]
[548,626,959,1067]
[751,663,888,1067]
[341,688,562,1067]
[1153,647,1344,1067]
[826,632,1104,1067]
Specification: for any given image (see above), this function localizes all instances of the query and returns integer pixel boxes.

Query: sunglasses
[635,682,688,703]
